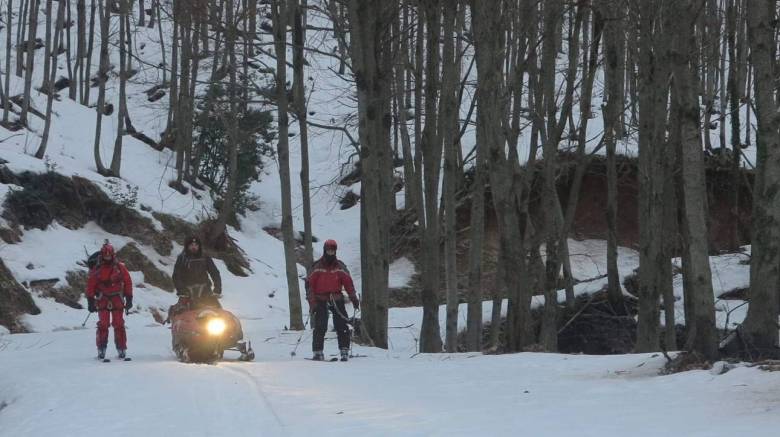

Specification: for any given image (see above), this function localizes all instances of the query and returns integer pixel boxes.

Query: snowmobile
[169,285,255,363]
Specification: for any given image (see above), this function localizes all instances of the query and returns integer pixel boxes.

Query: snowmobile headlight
[206,318,226,336]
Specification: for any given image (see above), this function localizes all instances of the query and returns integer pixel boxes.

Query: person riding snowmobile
[86,242,133,360]
[169,236,222,320]
[305,239,359,361]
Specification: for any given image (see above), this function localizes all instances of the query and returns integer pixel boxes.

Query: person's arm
[172,255,184,293]
[86,270,97,298]
[207,257,222,294]
[120,263,133,297]
[119,263,133,309]
[337,261,359,309]
[337,261,356,295]
[306,267,320,306]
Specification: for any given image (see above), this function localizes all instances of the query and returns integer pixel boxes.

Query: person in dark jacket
[305,239,359,361]
[169,236,222,318]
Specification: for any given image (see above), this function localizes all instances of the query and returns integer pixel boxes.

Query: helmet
[100,243,115,262]
[323,239,338,251]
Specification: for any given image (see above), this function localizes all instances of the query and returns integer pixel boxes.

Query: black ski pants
[312,298,350,352]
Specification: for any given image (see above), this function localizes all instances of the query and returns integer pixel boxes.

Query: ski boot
[312,350,324,361]
[117,349,126,359]
[97,347,106,360]
[340,349,349,362]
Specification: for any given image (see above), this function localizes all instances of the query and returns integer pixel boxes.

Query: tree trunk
[21,0,40,126]
[92,0,108,175]
[174,0,191,189]
[3,0,13,123]
[82,0,95,105]
[42,0,52,92]
[598,0,625,313]
[347,0,395,349]
[213,0,239,243]
[418,0,443,353]
[635,0,670,353]
[271,0,304,331]
[669,2,718,358]
[75,0,87,101]
[16,0,28,77]
[36,0,65,159]
[109,0,128,177]
[471,0,531,352]
[441,0,459,353]
[156,0,167,85]
[292,0,313,270]
[465,126,485,352]
[65,0,75,100]
[740,0,780,358]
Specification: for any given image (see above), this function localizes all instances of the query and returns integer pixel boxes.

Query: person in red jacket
[305,239,359,361]
[86,242,133,360]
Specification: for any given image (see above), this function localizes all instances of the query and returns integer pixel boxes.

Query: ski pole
[290,312,311,357]
[81,312,92,327]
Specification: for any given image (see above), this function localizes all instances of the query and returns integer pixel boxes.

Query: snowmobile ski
[305,357,339,362]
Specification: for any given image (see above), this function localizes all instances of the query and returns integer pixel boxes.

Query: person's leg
[331,299,351,351]
[96,308,110,357]
[112,308,127,351]
[311,300,328,358]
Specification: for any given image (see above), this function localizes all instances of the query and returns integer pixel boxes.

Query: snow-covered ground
[1,2,778,436]
[3,320,780,436]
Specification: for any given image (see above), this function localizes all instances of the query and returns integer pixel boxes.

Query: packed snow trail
[2,320,780,437]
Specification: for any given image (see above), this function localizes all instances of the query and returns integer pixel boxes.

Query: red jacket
[86,261,133,300]
[306,258,356,301]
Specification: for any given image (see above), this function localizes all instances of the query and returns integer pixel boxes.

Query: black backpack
[86,251,101,270]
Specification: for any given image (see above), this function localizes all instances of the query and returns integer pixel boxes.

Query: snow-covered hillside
[1,1,778,436]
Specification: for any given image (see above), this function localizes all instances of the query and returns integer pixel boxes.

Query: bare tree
[109,0,129,176]
[21,0,40,126]
[35,0,66,159]
[418,0,444,353]
[271,0,304,330]
[738,0,780,358]
[82,0,96,105]
[346,0,396,348]
[441,0,459,352]
[292,0,314,270]
[92,0,108,175]
[598,0,626,313]
[669,0,718,361]
[15,0,28,77]
[41,0,52,92]
[634,0,671,353]
[212,0,240,243]
[3,0,13,124]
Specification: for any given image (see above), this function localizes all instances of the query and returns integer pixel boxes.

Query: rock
[116,242,174,292]
[0,259,40,332]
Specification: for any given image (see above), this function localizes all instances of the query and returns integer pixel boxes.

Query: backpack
[86,251,101,271]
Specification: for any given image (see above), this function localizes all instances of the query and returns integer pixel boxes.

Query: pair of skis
[101,357,132,362]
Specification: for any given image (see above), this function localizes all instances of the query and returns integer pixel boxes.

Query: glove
[87,297,96,313]
[125,296,133,310]
[350,295,360,310]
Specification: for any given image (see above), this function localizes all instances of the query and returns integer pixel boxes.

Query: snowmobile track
[220,364,287,431]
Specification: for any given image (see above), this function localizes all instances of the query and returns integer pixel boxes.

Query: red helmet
[323,239,338,251]
[100,243,115,262]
